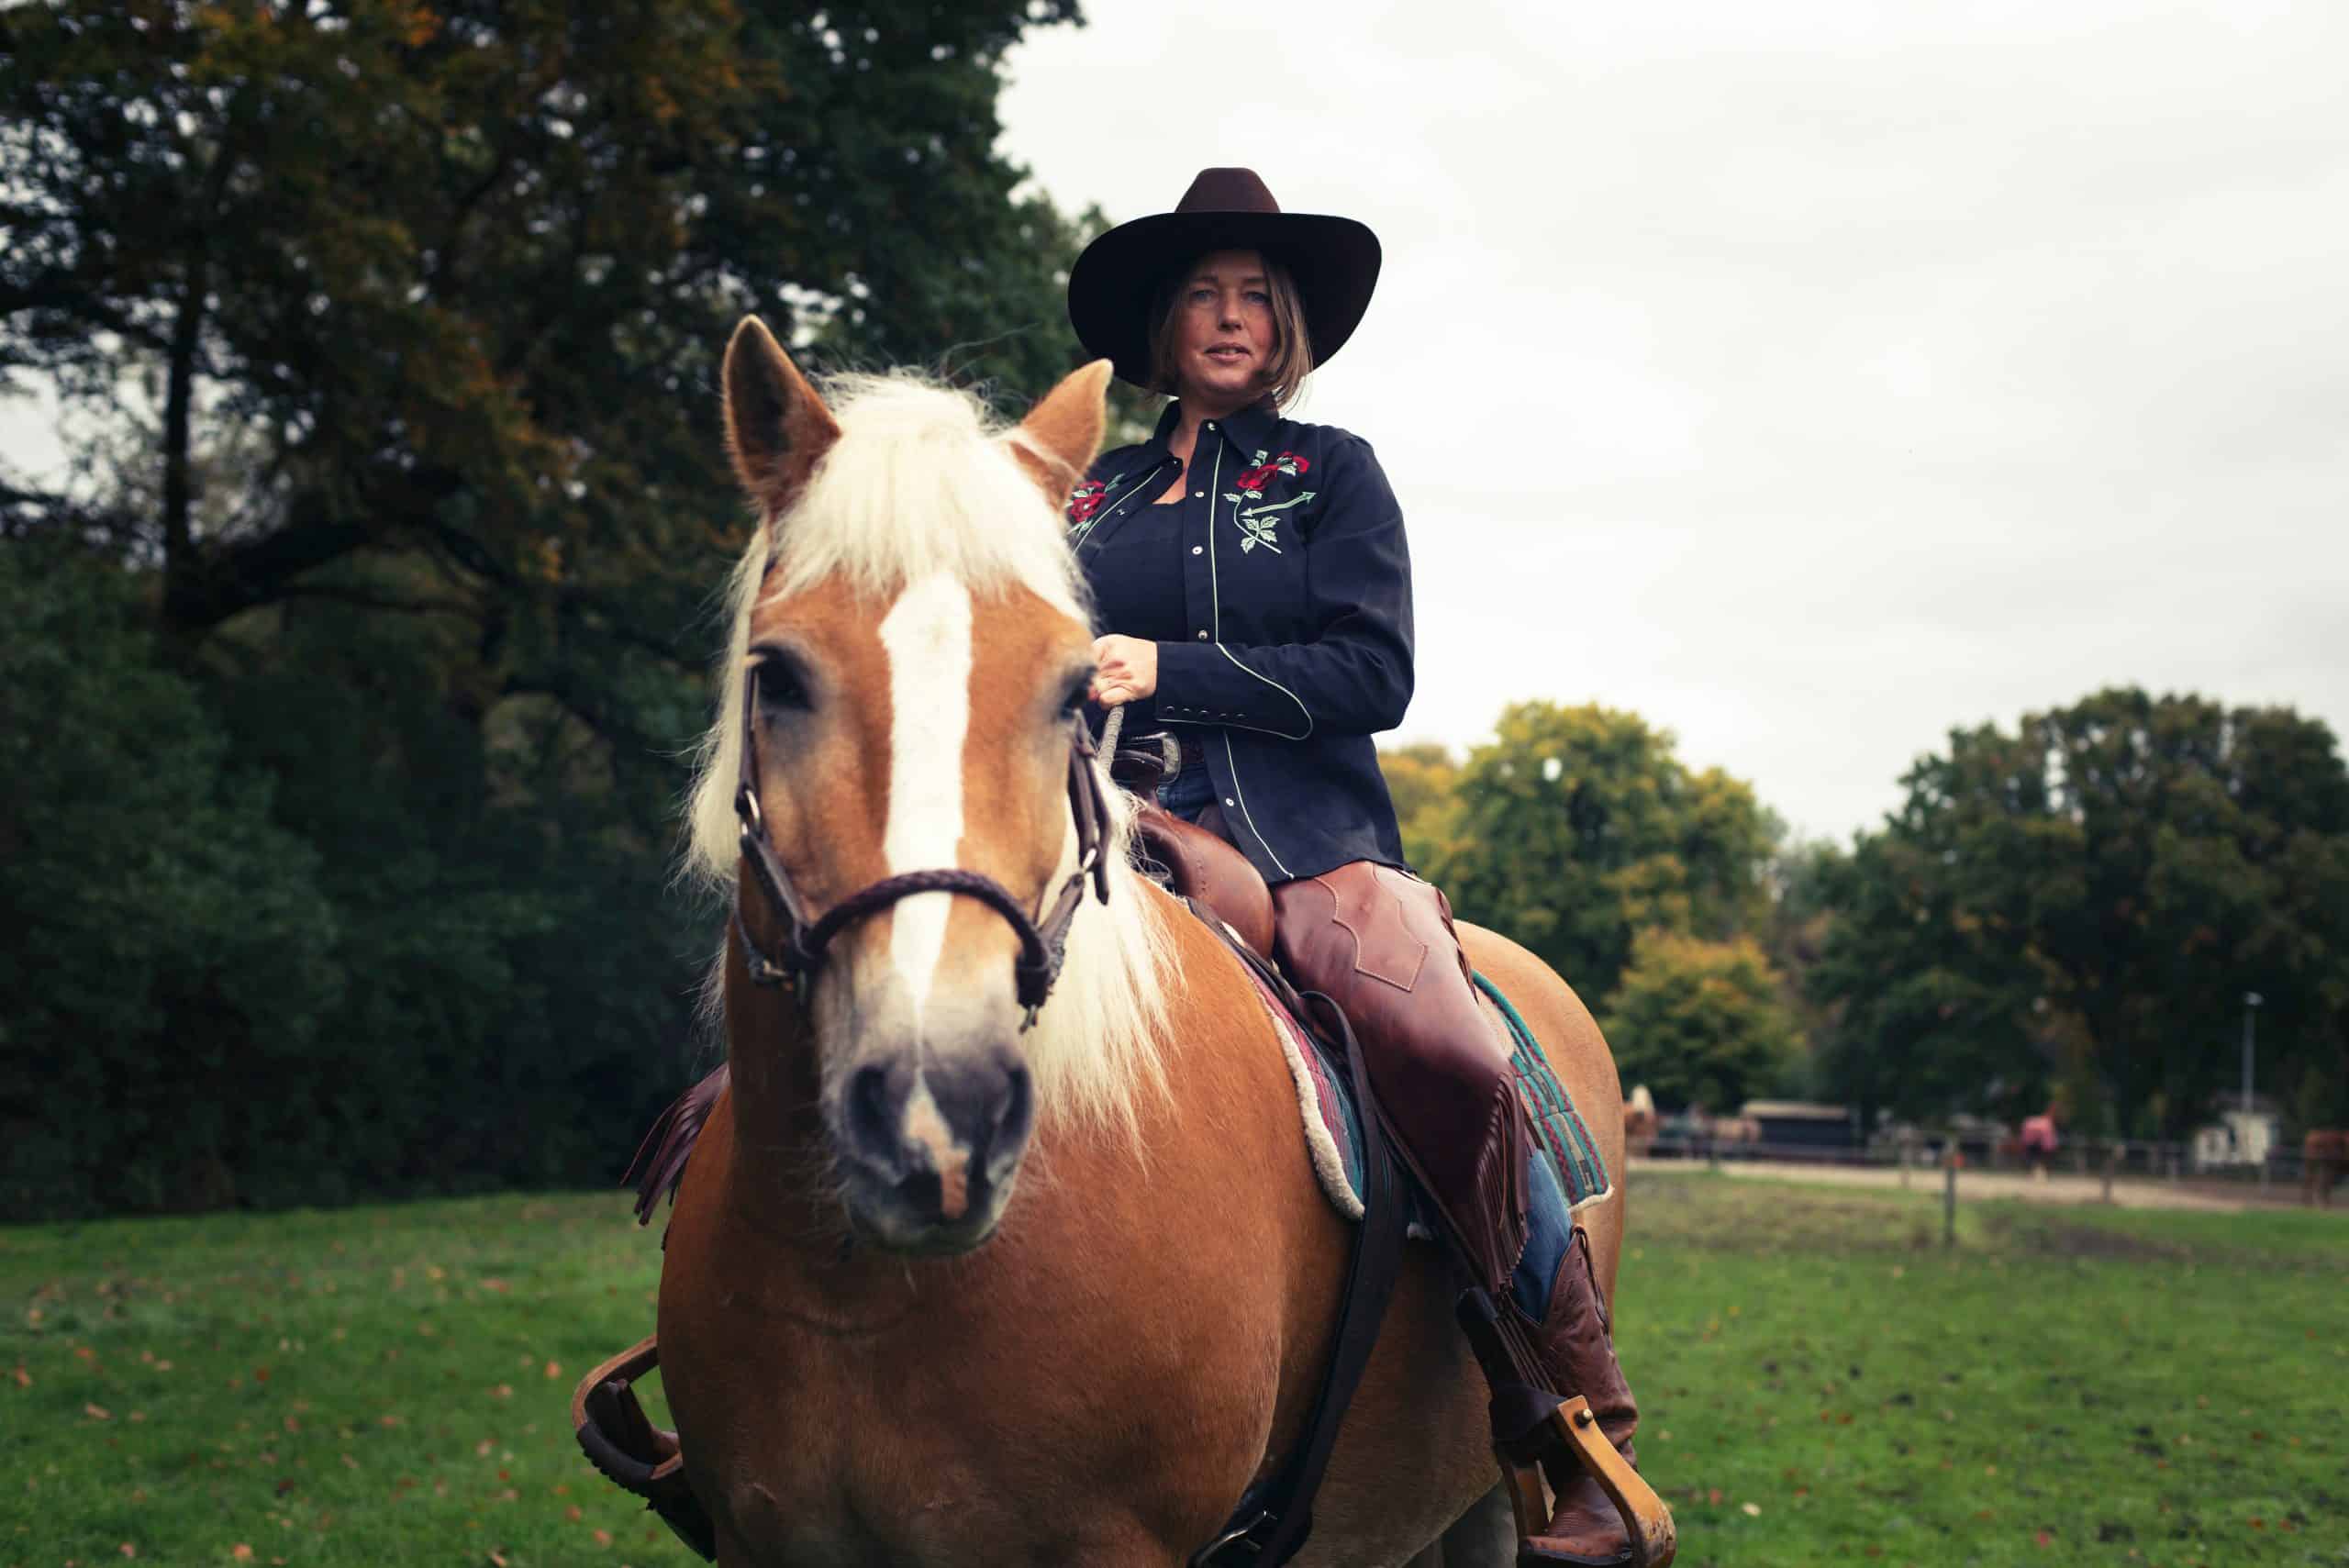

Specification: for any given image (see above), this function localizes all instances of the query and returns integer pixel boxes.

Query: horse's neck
[715,972,852,1242]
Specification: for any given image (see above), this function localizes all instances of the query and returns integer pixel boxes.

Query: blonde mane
[683,373,1174,1137]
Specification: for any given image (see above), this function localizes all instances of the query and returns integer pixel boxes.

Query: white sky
[998,0,2349,841]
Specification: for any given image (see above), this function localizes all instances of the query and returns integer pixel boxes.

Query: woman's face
[1170,248,1276,409]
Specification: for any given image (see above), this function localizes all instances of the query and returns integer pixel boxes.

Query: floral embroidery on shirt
[1065,476,1115,540]
[1222,450,1316,554]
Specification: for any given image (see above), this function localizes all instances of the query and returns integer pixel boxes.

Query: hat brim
[1067,211,1382,390]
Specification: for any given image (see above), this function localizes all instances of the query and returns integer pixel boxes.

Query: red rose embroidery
[1066,481,1109,526]
[1235,452,1309,494]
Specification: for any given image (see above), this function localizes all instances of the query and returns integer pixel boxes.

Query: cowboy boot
[1514,1228,1667,1566]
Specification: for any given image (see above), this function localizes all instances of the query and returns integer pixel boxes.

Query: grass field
[2,1172,2341,1566]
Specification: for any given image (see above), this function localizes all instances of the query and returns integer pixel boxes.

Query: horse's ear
[723,317,840,519]
[1008,359,1113,501]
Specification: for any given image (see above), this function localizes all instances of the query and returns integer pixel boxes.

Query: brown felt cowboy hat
[1066,168,1382,390]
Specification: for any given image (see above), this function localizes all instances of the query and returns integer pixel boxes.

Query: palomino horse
[646,317,1644,1566]
[2306,1130,2349,1208]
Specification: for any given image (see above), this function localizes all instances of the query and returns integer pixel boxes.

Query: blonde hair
[1148,251,1316,410]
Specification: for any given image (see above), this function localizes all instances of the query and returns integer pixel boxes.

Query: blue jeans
[1156,760,1218,822]
[1512,1151,1573,1320]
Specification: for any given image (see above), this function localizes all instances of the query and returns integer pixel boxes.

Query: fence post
[1943,1154,1958,1248]
[2102,1144,2116,1206]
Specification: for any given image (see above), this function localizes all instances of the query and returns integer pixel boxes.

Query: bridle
[729,651,1115,1029]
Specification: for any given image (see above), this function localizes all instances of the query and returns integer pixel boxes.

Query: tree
[0,543,339,1216]
[0,0,1097,1215]
[1809,688,2349,1136]
[1429,702,1776,1010]
[1603,930,1799,1112]
[2,0,1090,642]
[1379,740,1461,871]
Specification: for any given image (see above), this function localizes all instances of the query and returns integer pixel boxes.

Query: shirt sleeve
[1151,434,1415,739]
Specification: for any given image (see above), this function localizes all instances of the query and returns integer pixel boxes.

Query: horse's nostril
[845,1062,897,1160]
[894,1166,945,1222]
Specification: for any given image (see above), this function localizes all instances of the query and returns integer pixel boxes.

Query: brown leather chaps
[1269,862,1532,1299]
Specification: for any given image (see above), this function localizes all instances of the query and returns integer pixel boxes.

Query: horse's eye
[1059,673,1092,717]
[753,656,809,714]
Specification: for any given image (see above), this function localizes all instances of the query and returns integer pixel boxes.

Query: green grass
[2,1175,2342,1566]
[0,1193,676,1566]
[1615,1171,2348,1567]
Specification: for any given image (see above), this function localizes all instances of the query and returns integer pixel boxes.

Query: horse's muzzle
[833,1045,1034,1252]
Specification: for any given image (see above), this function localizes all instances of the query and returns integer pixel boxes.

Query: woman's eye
[1245,291,1270,305]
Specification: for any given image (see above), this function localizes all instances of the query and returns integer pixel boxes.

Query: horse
[2305,1129,2349,1208]
[1622,1085,1657,1160]
[642,317,1650,1566]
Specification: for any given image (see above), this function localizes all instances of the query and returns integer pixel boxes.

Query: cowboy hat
[1066,168,1382,390]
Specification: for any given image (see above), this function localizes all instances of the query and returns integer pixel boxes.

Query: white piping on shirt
[1071,463,1171,558]
[1209,643,1313,739]
[1197,435,1295,876]
[1222,729,1294,879]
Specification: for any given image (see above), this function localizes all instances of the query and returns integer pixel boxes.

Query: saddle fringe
[627,1065,730,1225]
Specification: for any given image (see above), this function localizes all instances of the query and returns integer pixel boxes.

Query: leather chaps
[1269,862,1532,1300]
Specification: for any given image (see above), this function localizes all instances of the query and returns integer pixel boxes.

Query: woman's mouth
[1206,345,1251,365]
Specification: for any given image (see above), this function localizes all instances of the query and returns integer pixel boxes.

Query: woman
[1064,168,1655,1566]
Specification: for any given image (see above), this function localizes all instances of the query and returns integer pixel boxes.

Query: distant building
[2190,1103,2283,1171]
[1740,1100,1856,1152]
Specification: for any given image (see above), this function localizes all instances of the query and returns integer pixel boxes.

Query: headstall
[729,651,1115,1029]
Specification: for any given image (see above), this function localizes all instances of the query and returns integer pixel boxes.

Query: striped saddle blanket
[1242,965,1612,1224]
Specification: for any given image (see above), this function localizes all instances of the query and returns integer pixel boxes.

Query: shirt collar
[1216,398,1282,460]
[1150,397,1282,462]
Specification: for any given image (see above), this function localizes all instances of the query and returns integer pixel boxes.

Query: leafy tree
[0,543,339,1217]
[1603,930,1799,1112]
[1756,836,1848,1097]
[1380,740,1461,870]
[1429,702,1776,1009]
[1809,688,2349,1136]
[0,0,1097,1215]
[2,0,1090,639]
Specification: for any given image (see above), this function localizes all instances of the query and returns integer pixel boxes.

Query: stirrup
[571,1336,718,1561]
[1496,1394,1677,1568]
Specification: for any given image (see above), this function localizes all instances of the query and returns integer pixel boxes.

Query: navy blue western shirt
[1068,399,1412,883]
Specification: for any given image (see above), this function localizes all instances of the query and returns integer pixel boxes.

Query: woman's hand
[1089,634,1159,706]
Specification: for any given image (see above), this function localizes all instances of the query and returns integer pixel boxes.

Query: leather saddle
[1112,744,1276,957]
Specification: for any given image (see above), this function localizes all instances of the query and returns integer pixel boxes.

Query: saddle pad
[1241,966,1612,1224]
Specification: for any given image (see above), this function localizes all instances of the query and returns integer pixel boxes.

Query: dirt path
[1627,1156,2311,1214]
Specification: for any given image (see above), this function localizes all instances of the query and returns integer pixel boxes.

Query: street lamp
[2241,991,2263,1115]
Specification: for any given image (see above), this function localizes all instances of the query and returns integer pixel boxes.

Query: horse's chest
[664,1287,1231,1567]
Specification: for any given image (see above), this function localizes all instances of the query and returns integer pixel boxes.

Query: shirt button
[1195,630,1209,640]
[1223,797,1236,807]
[1204,422,1216,430]
[1194,491,1205,498]
[1191,545,1203,555]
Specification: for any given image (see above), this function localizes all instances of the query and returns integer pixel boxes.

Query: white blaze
[876,574,974,1025]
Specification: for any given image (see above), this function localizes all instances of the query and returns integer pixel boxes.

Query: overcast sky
[999,0,2349,841]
